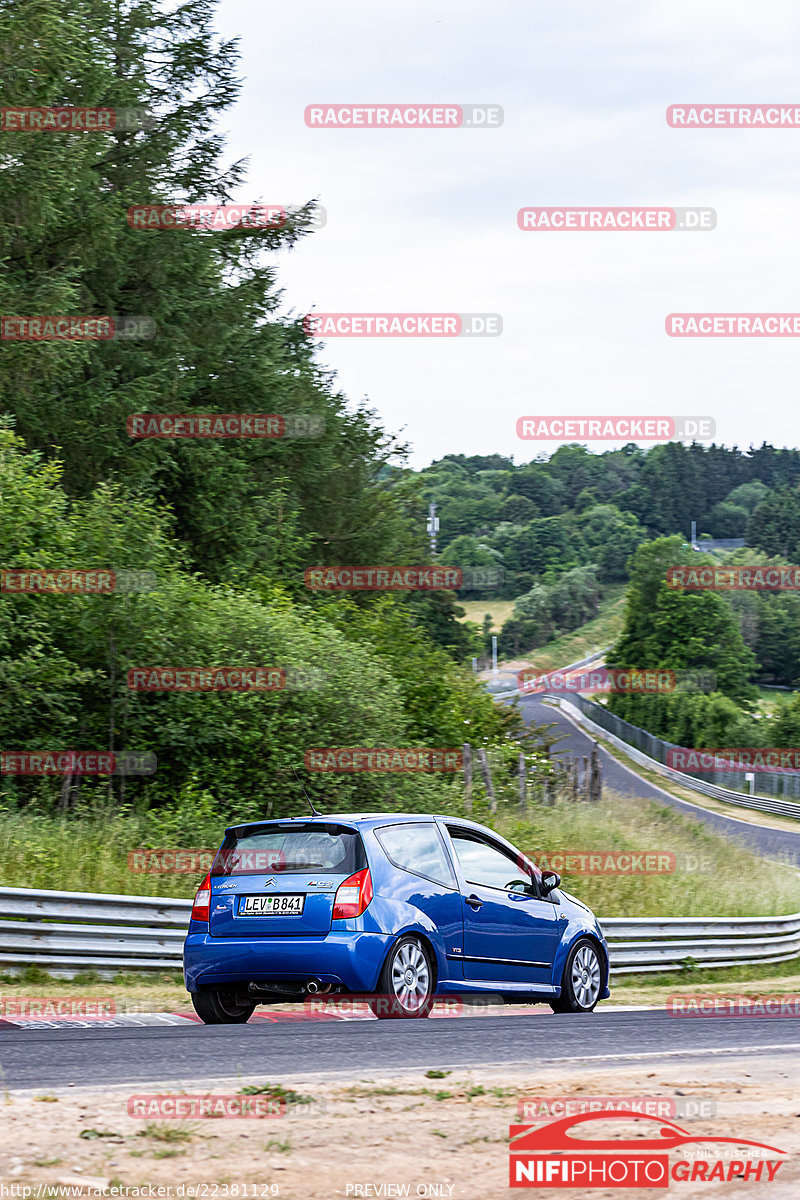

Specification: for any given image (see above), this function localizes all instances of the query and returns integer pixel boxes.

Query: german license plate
[239,894,305,916]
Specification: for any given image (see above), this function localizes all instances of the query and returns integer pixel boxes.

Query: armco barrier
[555,695,800,821]
[0,885,798,978]
[0,886,189,974]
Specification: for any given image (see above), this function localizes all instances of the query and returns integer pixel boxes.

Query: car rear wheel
[191,988,256,1025]
[550,938,602,1013]
[370,935,433,1019]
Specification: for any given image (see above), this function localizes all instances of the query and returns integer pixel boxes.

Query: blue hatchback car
[183,813,610,1022]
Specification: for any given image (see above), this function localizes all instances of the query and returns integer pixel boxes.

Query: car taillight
[332,868,373,920]
[191,872,211,922]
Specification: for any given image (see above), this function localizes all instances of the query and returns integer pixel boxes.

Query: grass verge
[457,599,517,631]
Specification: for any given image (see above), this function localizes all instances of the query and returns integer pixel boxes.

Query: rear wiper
[277,861,326,870]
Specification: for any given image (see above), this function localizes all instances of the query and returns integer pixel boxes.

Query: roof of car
[226,813,490,833]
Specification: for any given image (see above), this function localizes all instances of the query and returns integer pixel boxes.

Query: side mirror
[540,871,561,895]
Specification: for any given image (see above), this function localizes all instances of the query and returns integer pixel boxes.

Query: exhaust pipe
[306,980,320,994]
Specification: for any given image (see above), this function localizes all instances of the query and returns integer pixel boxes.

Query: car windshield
[211,823,367,876]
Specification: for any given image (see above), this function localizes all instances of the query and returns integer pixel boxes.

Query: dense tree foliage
[499,566,603,657]
[415,443,800,596]
[0,425,512,810]
[605,538,761,745]
[0,0,513,814]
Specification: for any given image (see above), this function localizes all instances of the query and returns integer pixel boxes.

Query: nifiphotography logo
[508,1111,786,1187]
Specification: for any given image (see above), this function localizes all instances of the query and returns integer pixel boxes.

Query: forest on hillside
[412,446,800,672]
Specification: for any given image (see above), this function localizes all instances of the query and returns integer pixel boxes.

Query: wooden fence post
[589,741,602,802]
[463,743,472,812]
[518,751,527,811]
[477,748,497,813]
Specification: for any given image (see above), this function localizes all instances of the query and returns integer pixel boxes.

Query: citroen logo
[263,877,275,887]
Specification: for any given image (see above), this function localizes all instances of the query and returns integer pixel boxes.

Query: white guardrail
[1,885,798,978]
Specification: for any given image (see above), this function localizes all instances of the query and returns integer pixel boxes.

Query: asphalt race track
[516,692,800,863]
[2,1009,800,1090]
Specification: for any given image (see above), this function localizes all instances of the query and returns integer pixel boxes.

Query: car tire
[191,988,256,1025]
[550,938,602,1013]
[370,935,434,1019]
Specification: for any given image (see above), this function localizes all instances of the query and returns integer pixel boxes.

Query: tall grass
[2,785,799,917]
[0,787,227,898]
[469,790,800,918]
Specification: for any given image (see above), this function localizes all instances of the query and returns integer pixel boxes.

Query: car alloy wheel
[571,942,601,1008]
[550,937,602,1013]
[371,935,433,1019]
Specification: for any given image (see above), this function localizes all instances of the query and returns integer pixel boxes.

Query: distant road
[513,693,800,863]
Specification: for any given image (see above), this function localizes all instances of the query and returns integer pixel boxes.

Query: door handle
[465,894,483,910]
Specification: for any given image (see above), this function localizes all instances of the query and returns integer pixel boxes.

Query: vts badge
[509,1112,786,1188]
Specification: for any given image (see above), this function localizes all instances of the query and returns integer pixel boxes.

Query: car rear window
[211,823,367,876]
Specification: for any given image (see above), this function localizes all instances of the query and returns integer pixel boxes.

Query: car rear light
[191,872,211,922]
[332,868,373,920]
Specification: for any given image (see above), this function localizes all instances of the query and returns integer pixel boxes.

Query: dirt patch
[0,1053,798,1198]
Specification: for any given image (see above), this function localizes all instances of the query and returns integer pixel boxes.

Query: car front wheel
[370,935,433,1019]
[191,988,256,1024]
[550,938,602,1013]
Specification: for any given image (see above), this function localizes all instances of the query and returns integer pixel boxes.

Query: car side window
[449,832,534,894]
[375,823,456,887]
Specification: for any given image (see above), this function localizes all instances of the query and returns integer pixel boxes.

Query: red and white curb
[0,1003,657,1029]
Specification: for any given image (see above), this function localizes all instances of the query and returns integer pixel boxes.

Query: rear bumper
[183,930,394,993]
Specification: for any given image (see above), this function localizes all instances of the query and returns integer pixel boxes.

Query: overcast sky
[213,0,800,468]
